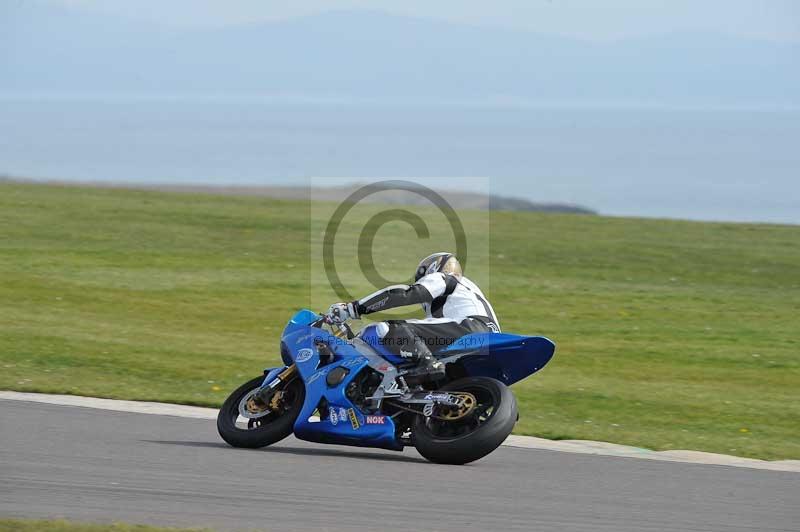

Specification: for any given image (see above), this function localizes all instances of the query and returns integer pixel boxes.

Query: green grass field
[1,182,798,459]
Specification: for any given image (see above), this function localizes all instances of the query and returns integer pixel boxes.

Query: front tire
[217,375,305,449]
[413,377,517,465]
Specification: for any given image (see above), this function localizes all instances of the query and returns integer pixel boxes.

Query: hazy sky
[48,0,800,42]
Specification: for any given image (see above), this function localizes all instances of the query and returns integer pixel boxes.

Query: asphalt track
[2,399,798,532]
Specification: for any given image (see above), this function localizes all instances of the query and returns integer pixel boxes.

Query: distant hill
[154,183,597,214]
[2,5,798,106]
[0,177,596,214]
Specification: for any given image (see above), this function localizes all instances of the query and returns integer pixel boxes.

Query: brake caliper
[245,395,270,415]
[268,390,286,413]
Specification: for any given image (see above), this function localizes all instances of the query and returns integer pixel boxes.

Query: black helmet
[415,252,462,282]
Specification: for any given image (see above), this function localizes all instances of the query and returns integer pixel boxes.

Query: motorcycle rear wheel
[217,375,305,449]
[413,377,517,465]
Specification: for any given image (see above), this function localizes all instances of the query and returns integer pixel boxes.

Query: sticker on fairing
[295,333,316,345]
[348,408,360,430]
[306,369,328,384]
[296,348,314,363]
[341,357,366,368]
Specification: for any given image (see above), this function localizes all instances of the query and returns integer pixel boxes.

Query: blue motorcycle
[218,309,555,464]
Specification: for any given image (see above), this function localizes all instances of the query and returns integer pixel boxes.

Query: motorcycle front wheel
[413,376,517,465]
[217,374,305,449]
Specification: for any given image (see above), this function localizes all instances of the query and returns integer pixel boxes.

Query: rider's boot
[401,334,446,384]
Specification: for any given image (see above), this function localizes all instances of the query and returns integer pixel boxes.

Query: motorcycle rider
[328,252,500,382]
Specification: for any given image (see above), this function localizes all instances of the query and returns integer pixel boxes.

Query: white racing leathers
[353,274,500,357]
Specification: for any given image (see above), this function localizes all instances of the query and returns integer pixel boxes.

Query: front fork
[254,364,298,406]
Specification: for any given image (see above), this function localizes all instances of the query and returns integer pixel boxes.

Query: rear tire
[217,376,305,449]
[413,377,517,465]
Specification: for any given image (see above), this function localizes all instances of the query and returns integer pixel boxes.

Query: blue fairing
[282,310,401,451]
[441,333,556,386]
[284,309,319,332]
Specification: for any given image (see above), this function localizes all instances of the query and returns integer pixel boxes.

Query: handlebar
[314,312,355,340]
